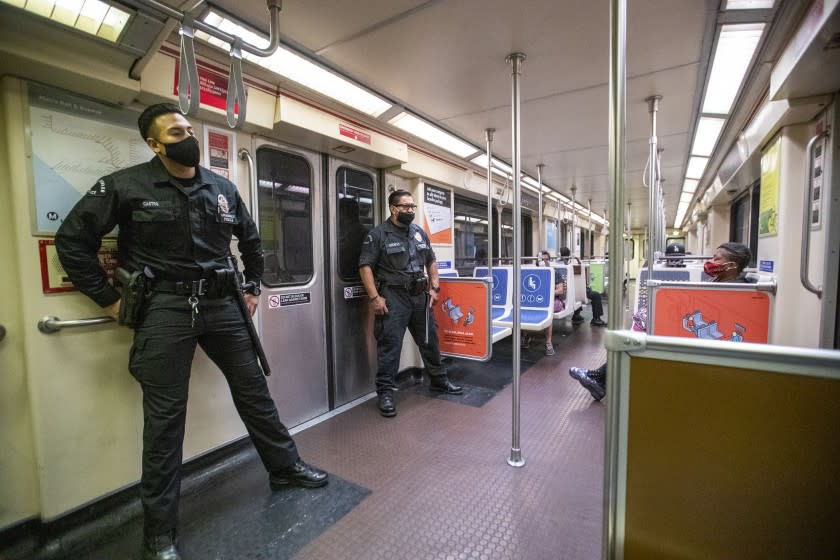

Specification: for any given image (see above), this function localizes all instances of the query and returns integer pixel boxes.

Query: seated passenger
[533,250,565,356]
[559,246,606,327]
[570,242,752,401]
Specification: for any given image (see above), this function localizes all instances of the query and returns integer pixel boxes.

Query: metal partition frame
[604,329,840,559]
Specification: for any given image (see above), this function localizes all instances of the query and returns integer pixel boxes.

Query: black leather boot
[377,391,397,417]
[143,530,181,560]
[269,459,329,489]
[429,376,463,395]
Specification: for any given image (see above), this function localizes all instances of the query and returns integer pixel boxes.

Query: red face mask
[704,261,729,276]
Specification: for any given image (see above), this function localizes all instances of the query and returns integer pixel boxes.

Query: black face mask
[396,212,415,225]
[161,135,200,167]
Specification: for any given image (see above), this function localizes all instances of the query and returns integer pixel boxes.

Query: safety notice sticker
[274,292,311,307]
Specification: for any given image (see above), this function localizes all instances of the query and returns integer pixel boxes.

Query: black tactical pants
[374,286,445,394]
[129,293,299,536]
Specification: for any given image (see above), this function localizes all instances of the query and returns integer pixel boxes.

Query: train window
[730,183,759,267]
[454,195,490,274]
[336,167,374,281]
[256,147,314,287]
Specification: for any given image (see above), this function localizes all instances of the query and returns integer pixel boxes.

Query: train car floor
[33,308,607,560]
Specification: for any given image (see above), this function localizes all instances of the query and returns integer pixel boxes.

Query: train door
[327,158,379,406]
[253,140,329,425]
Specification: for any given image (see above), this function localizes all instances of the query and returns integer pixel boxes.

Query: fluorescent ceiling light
[702,23,765,114]
[471,154,514,177]
[199,11,391,117]
[724,0,774,8]
[2,0,131,42]
[683,179,699,194]
[686,156,709,179]
[389,112,477,158]
[692,117,726,157]
[680,193,694,204]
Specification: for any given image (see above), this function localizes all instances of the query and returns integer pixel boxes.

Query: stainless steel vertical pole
[588,198,592,258]
[645,95,661,288]
[605,0,627,557]
[506,51,526,468]
[537,163,545,252]
[571,184,578,257]
[486,128,495,279]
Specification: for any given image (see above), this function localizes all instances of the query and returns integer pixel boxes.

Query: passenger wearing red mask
[569,242,752,401]
[704,242,752,283]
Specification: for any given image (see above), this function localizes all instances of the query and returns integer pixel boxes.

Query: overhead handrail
[127,0,283,58]
[38,316,114,334]
[226,37,247,129]
[800,130,829,298]
[177,14,200,116]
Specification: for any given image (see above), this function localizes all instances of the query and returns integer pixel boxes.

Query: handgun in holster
[115,267,149,327]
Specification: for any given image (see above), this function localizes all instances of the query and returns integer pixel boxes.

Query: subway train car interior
[2,0,840,558]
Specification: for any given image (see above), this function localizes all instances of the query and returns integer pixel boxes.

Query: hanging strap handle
[178,15,200,116]
[226,37,247,129]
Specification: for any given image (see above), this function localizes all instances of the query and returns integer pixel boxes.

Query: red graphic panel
[173,63,237,112]
[433,279,491,360]
[652,287,771,343]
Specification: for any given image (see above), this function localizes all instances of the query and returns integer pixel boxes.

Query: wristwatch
[245,283,261,297]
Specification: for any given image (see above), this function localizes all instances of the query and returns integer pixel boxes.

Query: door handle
[38,315,114,334]
[800,130,829,298]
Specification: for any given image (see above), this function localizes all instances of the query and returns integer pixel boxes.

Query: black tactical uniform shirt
[55,157,263,307]
[358,220,435,283]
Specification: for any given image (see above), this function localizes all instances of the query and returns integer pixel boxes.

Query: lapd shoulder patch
[86,178,108,197]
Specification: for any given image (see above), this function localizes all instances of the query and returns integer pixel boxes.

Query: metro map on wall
[28,82,151,234]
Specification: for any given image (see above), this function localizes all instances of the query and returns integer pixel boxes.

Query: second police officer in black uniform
[55,103,327,560]
[359,190,463,418]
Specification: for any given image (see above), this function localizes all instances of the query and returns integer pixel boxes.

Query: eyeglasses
[392,203,417,210]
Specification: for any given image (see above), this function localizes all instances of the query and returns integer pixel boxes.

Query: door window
[336,167,374,281]
[256,147,313,286]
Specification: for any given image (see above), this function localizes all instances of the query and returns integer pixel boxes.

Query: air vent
[332,145,355,154]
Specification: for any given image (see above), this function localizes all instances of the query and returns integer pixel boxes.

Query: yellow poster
[759,137,780,237]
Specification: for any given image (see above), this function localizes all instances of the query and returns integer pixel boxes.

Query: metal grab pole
[537,163,545,252]
[571,184,578,257]
[605,0,627,557]
[506,51,526,469]
[645,95,662,291]
[486,129,495,280]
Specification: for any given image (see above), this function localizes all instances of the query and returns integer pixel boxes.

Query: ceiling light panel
[2,0,132,42]
[683,179,699,194]
[388,112,477,158]
[686,156,709,179]
[702,23,765,114]
[692,117,726,157]
[199,11,391,118]
[724,0,774,9]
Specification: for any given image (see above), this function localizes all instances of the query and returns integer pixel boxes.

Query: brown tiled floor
[291,318,607,560]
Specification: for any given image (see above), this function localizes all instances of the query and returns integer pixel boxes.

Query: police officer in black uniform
[55,103,327,560]
[359,190,463,418]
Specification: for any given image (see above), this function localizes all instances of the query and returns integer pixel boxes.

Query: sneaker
[571,314,585,324]
[544,343,555,356]
[569,367,606,401]
[521,333,531,348]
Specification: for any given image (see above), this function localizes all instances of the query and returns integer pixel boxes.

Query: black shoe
[269,459,329,489]
[571,314,585,324]
[429,377,464,395]
[377,392,397,417]
[569,368,605,401]
[143,531,181,560]
[590,318,607,327]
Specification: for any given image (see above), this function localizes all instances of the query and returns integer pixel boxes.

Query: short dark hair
[138,103,183,140]
[388,190,412,206]
[559,247,571,257]
[539,250,550,259]
[717,242,751,272]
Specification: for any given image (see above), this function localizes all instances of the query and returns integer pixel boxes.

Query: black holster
[116,267,148,327]
[406,276,428,296]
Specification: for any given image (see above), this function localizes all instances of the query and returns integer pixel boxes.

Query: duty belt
[153,278,212,296]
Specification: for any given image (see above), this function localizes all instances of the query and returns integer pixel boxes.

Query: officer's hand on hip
[104,299,120,321]
[244,293,259,316]
[370,295,388,316]
[429,290,439,306]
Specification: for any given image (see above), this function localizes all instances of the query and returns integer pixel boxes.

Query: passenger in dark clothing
[559,247,606,326]
[569,241,753,401]
[56,103,327,560]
